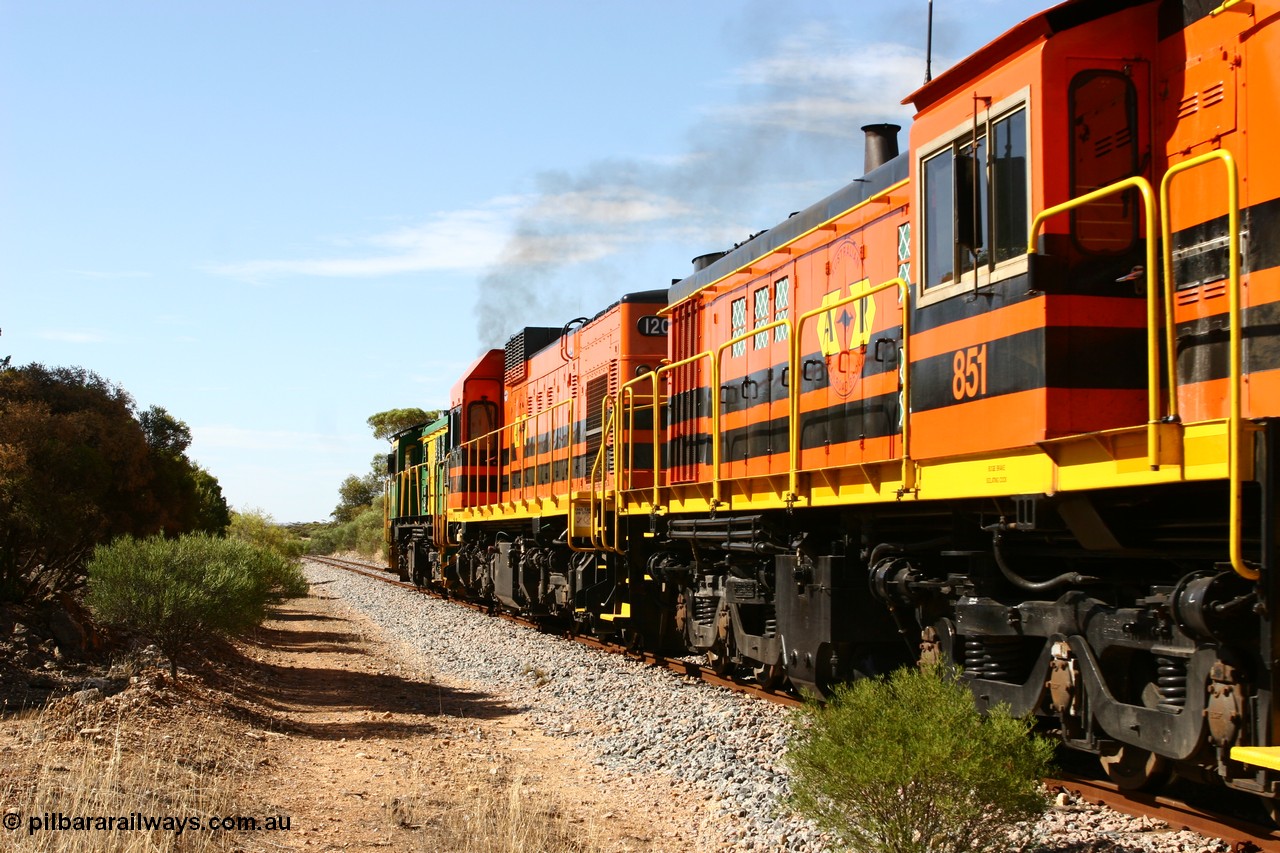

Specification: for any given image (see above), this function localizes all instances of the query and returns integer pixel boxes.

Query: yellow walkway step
[1231,746,1280,771]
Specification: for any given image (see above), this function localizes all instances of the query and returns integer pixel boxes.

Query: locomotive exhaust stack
[861,123,900,173]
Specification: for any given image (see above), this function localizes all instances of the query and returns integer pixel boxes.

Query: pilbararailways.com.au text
[13,811,292,836]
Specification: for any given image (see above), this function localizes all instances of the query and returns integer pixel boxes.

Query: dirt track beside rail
[0,583,713,852]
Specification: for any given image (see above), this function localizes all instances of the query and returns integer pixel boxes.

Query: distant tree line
[0,361,231,602]
[308,407,438,557]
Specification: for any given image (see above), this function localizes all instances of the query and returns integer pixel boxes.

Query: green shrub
[785,662,1055,853]
[308,504,384,558]
[86,534,309,678]
[228,507,306,559]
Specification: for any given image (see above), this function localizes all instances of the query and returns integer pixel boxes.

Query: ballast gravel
[304,560,1231,852]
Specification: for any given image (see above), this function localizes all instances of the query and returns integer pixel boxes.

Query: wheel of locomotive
[1098,743,1172,792]
[706,600,735,676]
[706,638,733,676]
[753,662,784,691]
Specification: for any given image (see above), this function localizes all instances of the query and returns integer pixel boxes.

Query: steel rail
[1049,772,1280,852]
[306,554,802,708]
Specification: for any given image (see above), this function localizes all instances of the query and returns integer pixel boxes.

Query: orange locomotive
[389,291,668,615]
[388,0,1280,807]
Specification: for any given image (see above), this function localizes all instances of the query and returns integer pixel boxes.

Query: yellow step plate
[1231,746,1280,771]
[598,603,631,622]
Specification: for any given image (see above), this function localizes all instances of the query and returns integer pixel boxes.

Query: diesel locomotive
[386,0,1280,809]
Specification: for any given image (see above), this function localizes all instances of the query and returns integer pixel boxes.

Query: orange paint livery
[388,1,1280,804]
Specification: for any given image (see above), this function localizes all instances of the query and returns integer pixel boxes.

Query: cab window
[921,103,1028,298]
[467,399,497,439]
[467,399,499,459]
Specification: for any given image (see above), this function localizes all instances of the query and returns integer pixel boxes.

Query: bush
[85,534,309,678]
[307,504,385,558]
[785,662,1055,853]
[228,507,305,559]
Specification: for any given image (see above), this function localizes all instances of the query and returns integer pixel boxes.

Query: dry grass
[1,701,257,853]
[389,763,603,853]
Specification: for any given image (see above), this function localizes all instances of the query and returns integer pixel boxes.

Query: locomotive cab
[895,0,1280,800]
[447,350,505,512]
[904,1,1162,458]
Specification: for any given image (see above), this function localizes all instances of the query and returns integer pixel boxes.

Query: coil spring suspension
[1154,656,1188,712]
[692,594,718,626]
[963,635,1026,682]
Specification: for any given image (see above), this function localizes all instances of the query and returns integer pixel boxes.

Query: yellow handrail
[456,419,505,510]
[383,477,391,561]
[588,395,623,552]
[1159,150,1253,580]
[611,385,659,497]
[619,371,662,509]
[652,351,713,503]
[509,397,574,505]
[432,453,448,550]
[1210,0,1249,15]
[711,319,791,507]
[614,351,714,514]
[1028,176,1160,467]
[791,277,913,499]
[606,276,914,517]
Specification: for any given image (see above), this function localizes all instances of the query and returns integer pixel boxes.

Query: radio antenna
[925,0,934,83]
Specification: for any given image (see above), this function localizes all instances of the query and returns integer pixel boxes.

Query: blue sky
[1,0,1048,523]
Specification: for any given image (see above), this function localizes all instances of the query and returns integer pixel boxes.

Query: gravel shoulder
[0,559,1238,852]
[1,567,713,852]
[301,559,1234,853]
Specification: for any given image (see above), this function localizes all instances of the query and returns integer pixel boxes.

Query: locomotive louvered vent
[504,327,563,386]
[583,373,612,478]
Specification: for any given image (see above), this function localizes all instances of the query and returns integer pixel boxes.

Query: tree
[229,507,305,559]
[0,363,159,599]
[189,465,232,535]
[332,471,382,523]
[139,404,192,455]
[366,407,440,442]
[0,362,233,601]
[131,404,229,538]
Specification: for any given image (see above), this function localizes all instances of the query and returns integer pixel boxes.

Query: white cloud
[192,425,369,455]
[64,269,152,280]
[209,32,923,292]
[208,202,520,281]
[210,184,695,282]
[37,329,108,344]
[523,187,691,227]
[726,36,921,132]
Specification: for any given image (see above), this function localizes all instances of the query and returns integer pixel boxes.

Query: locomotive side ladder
[1027,161,1255,583]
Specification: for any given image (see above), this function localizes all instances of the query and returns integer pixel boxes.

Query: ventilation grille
[583,373,611,477]
[504,327,563,386]
[1177,81,1227,120]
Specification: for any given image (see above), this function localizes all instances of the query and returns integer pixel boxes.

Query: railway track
[305,553,801,708]
[305,553,1280,849]
[1047,774,1280,852]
